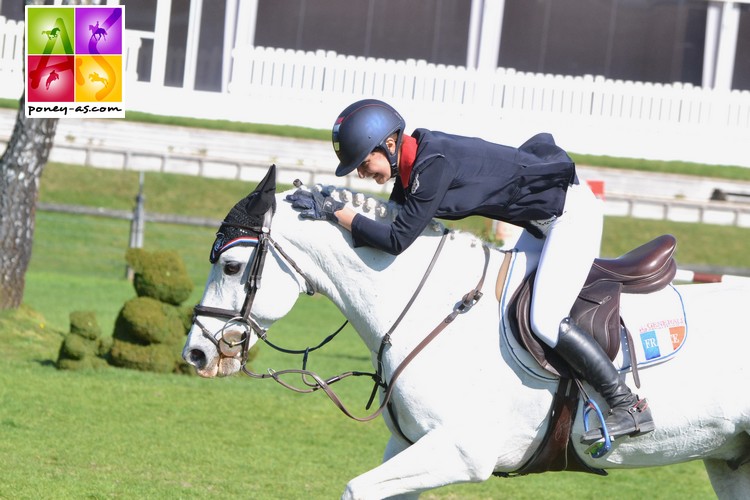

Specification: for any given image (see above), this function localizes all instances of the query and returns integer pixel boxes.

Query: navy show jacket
[351,129,577,255]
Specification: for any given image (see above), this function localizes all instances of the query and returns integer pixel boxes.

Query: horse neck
[274,194,452,352]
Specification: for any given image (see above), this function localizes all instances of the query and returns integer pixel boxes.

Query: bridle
[191,206,492,434]
[192,207,318,364]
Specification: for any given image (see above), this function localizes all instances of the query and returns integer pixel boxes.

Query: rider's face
[356,150,392,184]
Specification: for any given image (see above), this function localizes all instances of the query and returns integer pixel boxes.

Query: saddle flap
[507,271,568,378]
[507,271,622,376]
[570,280,622,360]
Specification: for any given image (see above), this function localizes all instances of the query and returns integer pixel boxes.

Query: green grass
[2,158,745,498]
[0,304,718,499]
[570,153,750,181]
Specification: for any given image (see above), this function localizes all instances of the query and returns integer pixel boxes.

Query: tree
[0,95,58,309]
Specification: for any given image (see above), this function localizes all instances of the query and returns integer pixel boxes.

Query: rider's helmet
[332,99,406,177]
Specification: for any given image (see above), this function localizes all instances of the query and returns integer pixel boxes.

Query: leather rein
[192,214,491,427]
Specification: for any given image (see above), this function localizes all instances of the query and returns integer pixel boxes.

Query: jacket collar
[398,134,418,188]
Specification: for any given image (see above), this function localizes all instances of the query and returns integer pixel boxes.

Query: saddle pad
[619,284,688,370]
[499,251,560,382]
[500,251,688,379]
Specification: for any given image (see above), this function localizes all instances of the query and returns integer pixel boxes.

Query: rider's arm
[346,160,451,255]
[336,175,407,231]
[335,207,356,231]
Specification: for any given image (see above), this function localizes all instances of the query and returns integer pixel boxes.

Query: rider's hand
[286,188,345,223]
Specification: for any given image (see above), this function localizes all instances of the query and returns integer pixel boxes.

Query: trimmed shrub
[126,248,193,305]
[109,339,180,374]
[69,310,101,340]
[114,296,184,345]
[108,249,194,375]
[57,311,109,370]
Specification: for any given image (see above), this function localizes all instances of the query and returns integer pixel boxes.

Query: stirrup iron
[582,397,612,458]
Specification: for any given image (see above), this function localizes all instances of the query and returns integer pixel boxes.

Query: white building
[1,0,748,168]
[2,0,748,93]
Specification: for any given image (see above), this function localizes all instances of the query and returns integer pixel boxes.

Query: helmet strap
[383,133,403,179]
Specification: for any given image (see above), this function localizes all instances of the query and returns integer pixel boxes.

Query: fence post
[126,171,146,279]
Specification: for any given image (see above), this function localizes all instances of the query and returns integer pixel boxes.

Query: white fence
[2,16,750,168]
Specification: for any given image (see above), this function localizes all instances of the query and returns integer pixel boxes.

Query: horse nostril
[186,349,207,369]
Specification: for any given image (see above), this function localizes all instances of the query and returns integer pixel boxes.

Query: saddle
[499,234,677,477]
[509,234,677,380]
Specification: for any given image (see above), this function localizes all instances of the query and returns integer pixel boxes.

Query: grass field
[2,161,746,498]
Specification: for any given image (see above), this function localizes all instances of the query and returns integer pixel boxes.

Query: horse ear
[258,164,276,223]
[234,164,276,221]
[257,164,277,201]
[209,165,278,262]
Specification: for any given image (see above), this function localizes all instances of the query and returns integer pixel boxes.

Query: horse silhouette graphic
[89,71,108,88]
[89,21,107,41]
[41,27,60,40]
[45,70,59,90]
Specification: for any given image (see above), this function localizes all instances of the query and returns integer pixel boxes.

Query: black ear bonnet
[209,165,276,263]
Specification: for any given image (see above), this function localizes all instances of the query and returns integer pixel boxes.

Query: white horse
[183,167,750,499]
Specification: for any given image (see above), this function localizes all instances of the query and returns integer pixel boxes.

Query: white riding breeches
[515,182,604,348]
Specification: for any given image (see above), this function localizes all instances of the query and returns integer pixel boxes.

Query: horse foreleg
[704,458,750,499]
[342,429,496,500]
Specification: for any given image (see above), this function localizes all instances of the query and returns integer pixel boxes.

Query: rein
[192,218,492,427]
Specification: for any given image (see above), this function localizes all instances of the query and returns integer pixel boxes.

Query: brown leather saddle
[498,234,677,477]
[509,234,677,380]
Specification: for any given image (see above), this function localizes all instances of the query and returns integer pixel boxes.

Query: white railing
[0,17,24,99]
[2,17,750,168]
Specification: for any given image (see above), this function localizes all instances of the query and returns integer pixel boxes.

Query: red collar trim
[398,135,418,189]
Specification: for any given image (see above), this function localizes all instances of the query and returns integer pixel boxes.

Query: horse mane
[304,183,442,231]
[301,183,487,248]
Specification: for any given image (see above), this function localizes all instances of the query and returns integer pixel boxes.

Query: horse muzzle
[184,321,250,378]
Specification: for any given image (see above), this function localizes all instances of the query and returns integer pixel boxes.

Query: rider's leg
[556,318,654,442]
[529,183,654,442]
[529,182,602,348]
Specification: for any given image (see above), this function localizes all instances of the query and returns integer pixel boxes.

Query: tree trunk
[0,95,58,310]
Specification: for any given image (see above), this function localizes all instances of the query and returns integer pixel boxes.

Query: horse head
[183,166,306,377]
[183,164,458,378]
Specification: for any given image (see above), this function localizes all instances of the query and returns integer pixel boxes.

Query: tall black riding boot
[554,317,655,443]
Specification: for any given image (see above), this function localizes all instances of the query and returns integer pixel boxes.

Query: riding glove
[286,188,345,223]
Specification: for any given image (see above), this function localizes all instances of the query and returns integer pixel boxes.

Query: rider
[289,98,654,443]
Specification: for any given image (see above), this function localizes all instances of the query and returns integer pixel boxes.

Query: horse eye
[223,262,242,275]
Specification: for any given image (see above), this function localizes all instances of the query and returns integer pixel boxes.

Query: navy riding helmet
[332,99,406,177]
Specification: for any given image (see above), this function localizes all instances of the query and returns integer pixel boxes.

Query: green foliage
[69,310,101,340]
[114,296,183,345]
[56,311,110,371]
[109,337,182,373]
[109,249,194,374]
[126,248,194,305]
